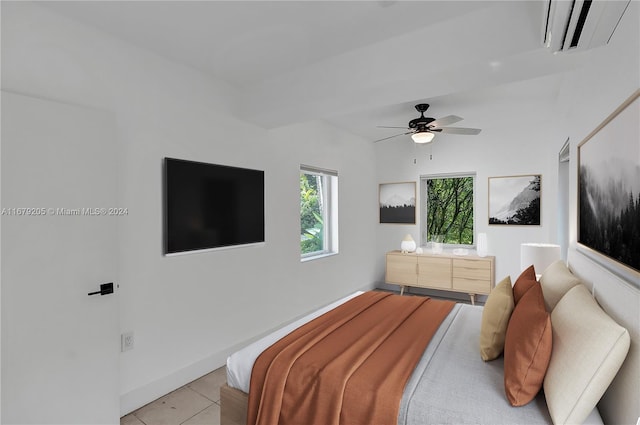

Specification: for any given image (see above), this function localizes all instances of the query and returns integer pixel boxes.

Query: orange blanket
[247,291,455,425]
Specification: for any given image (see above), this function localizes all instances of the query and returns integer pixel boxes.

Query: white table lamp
[401,234,417,253]
[520,243,561,277]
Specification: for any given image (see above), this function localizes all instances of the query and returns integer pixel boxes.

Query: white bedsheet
[226,291,364,393]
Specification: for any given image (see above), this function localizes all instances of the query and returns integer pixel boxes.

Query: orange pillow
[513,265,536,304]
[504,283,552,406]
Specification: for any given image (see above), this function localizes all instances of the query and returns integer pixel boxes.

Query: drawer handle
[455,277,489,282]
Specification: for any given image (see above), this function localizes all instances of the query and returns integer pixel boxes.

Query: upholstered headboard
[567,250,640,425]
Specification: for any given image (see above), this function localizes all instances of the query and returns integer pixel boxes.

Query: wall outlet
[121,331,134,352]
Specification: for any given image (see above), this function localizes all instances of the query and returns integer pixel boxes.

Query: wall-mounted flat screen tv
[164,157,265,255]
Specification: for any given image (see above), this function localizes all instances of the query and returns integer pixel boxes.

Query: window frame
[420,172,477,248]
[300,165,339,261]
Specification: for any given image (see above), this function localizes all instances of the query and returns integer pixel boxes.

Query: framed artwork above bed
[578,89,640,285]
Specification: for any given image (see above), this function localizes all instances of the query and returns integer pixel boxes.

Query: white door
[1,92,120,424]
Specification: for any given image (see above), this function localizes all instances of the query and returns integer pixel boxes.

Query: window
[300,166,338,260]
[421,173,475,246]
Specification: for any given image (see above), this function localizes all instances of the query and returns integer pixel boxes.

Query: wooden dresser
[385,250,495,304]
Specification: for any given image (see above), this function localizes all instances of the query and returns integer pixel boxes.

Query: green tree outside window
[425,176,474,245]
[300,173,324,254]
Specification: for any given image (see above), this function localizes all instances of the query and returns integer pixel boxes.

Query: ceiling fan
[374,103,481,143]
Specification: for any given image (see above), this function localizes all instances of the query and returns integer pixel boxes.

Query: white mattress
[226,291,364,393]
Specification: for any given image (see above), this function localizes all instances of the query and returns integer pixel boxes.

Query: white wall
[1,3,377,415]
[559,4,639,423]
[374,3,639,299]
[375,101,564,296]
[375,3,639,422]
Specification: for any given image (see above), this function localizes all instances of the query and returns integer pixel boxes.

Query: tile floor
[120,366,226,425]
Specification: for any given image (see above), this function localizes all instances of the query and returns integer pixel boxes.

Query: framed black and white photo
[488,175,541,225]
[578,90,640,281]
[379,182,416,224]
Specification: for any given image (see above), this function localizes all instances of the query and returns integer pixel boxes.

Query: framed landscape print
[578,90,640,282]
[379,182,416,224]
[488,174,541,225]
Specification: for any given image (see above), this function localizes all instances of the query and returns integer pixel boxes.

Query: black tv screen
[164,158,265,254]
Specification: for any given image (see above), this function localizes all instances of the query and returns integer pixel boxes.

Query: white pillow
[544,284,630,425]
[539,260,581,311]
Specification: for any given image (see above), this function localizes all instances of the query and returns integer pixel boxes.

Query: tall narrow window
[300,166,338,260]
[421,173,475,246]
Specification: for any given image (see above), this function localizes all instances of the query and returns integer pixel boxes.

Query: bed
[220,261,631,425]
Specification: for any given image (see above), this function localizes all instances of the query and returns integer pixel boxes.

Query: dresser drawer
[452,258,491,279]
[452,276,491,294]
[452,258,492,294]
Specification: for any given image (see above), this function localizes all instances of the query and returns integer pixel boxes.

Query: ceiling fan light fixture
[411,131,435,144]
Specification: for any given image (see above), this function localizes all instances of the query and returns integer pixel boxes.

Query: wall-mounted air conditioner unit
[542,0,631,53]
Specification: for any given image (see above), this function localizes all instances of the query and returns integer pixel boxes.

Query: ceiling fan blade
[429,115,463,128]
[434,127,482,135]
[373,131,413,143]
[376,126,409,129]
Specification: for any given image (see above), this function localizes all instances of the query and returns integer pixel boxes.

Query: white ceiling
[41,1,601,143]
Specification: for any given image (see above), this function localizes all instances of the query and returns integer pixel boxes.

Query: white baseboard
[120,283,377,416]
[119,349,229,416]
